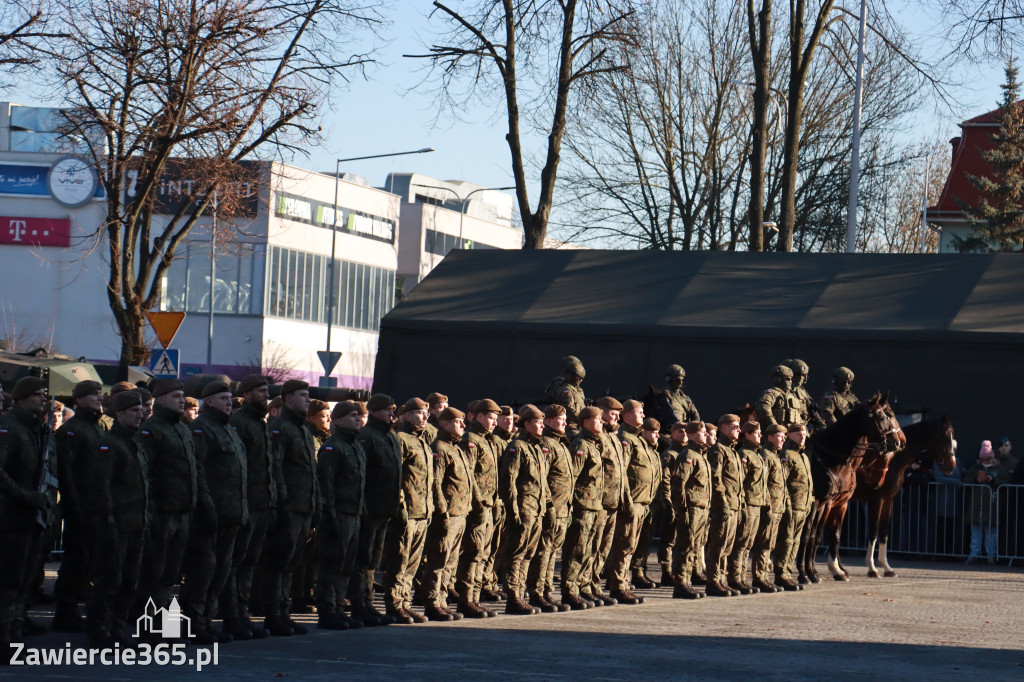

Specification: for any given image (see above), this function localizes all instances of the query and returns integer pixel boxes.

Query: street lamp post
[206,189,218,372]
[846,0,868,253]
[321,147,434,386]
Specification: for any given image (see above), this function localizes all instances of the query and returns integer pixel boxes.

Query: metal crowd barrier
[835,482,1024,566]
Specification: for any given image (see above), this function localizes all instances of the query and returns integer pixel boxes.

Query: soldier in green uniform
[607,401,659,604]
[382,398,434,624]
[84,389,149,648]
[561,406,605,610]
[137,379,199,621]
[775,423,811,590]
[705,414,743,597]
[784,359,815,426]
[752,423,787,594]
[182,380,249,644]
[656,422,687,586]
[480,405,515,602]
[544,356,587,429]
[499,405,549,615]
[587,396,628,607]
[729,421,766,595]
[315,401,367,629]
[424,393,448,445]
[526,404,574,613]
[456,399,502,618]
[422,406,471,622]
[0,377,54,659]
[754,365,800,432]
[53,380,106,633]
[653,364,700,428]
[818,367,860,428]
[225,374,275,639]
[669,421,710,599]
[263,379,319,636]
[631,417,665,588]
[293,399,330,616]
[353,394,402,627]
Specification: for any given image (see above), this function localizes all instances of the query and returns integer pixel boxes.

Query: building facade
[0,102,521,389]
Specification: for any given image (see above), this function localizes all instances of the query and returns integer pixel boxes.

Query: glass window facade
[159,241,265,315]
[265,245,394,332]
[424,228,499,257]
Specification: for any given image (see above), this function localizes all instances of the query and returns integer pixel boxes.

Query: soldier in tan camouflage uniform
[705,414,743,597]
[544,356,587,429]
[670,421,711,599]
[480,404,514,603]
[752,423,787,594]
[456,399,502,617]
[586,396,628,607]
[422,407,472,622]
[754,365,801,432]
[775,423,811,590]
[784,359,815,426]
[653,364,700,427]
[560,406,605,610]
[728,422,766,595]
[818,367,860,428]
[631,418,664,587]
[526,404,574,613]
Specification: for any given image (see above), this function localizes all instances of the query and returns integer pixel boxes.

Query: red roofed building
[928,102,1020,252]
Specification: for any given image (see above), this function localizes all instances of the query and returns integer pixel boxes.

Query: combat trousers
[631,500,661,575]
[704,506,738,584]
[315,512,360,615]
[483,501,505,592]
[351,513,391,605]
[0,526,44,635]
[226,508,273,621]
[54,512,92,613]
[501,513,543,598]
[728,505,762,583]
[775,507,810,580]
[181,517,240,626]
[87,527,143,642]
[456,507,494,602]
[138,510,190,611]
[753,509,783,582]
[423,515,467,606]
[561,508,599,595]
[654,499,677,572]
[381,516,428,611]
[528,508,569,596]
[588,508,618,593]
[608,502,648,592]
[671,506,709,582]
[261,508,312,618]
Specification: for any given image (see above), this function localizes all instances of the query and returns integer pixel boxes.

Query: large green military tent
[374,250,1022,450]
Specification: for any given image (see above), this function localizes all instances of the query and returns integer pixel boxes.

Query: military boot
[264,614,294,636]
[528,592,558,613]
[285,615,309,635]
[704,581,734,597]
[544,592,571,612]
[752,577,778,594]
[631,571,656,589]
[659,564,674,588]
[457,596,489,619]
[317,612,350,630]
[672,580,703,600]
[223,618,254,640]
[404,607,428,624]
[592,589,617,607]
[424,603,455,622]
[385,606,415,625]
[562,592,590,610]
[505,595,538,615]
[242,615,269,639]
[691,570,708,586]
[609,589,640,605]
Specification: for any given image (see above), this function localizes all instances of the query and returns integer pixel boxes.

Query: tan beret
[642,417,660,431]
[741,421,761,434]
[621,399,644,412]
[544,404,566,419]
[475,398,501,414]
[578,406,603,421]
[595,396,623,411]
[332,400,368,419]
[704,422,718,433]
[518,404,544,421]
[400,397,428,414]
[426,392,449,407]
[788,422,808,433]
[439,406,465,422]
[765,423,787,436]
[718,414,741,425]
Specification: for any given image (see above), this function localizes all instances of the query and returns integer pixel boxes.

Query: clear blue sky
[5,1,1008,194]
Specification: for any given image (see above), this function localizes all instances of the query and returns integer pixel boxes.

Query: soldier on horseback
[817,367,860,429]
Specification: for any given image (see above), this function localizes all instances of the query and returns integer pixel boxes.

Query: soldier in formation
[2,353,863,663]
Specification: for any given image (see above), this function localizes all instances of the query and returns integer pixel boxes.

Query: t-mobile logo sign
[0,217,70,247]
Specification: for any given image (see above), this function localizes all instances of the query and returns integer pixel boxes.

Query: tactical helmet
[665,364,685,378]
[562,355,586,380]
[772,365,794,379]
[785,358,809,375]
[833,366,855,383]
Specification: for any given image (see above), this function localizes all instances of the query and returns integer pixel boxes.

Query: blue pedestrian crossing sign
[150,349,180,378]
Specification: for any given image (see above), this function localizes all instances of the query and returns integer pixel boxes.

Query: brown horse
[796,393,904,584]
[853,416,957,577]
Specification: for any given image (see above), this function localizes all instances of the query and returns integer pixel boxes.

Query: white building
[0,102,523,389]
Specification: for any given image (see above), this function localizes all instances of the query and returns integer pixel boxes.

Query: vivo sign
[0,217,71,247]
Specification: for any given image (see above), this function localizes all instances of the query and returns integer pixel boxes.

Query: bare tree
[746,0,773,251]
[944,0,1024,56]
[409,0,639,249]
[51,0,380,371]
[0,1,63,87]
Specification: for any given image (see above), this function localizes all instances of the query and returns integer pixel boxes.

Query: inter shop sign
[1,216,71,247]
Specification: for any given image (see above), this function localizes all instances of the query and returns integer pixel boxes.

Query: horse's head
[929,415,957,475]
[865,392,906,454]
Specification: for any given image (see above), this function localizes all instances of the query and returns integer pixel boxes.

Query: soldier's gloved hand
[28,491,51,510]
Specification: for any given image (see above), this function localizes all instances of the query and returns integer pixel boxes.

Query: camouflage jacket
[781,439,813,513]
[55,406,106,519]
[394,421,435,520]
[671,442,712,510]
[737,439,768,507]
[191,405,248,524]
[358,415,403,518]
[269,406,320,516]
[762,442,787,514]
[545,375,586,425]
[708,437,744,512]
[140,405,199,514]
[569,429,605,512]
[89,421,150,532]
[501,431,550,518]
[541,427,574,517]
[317,427,366,523]
[432,429,475,518]
[619,423,661,505]
[463,422,500,509]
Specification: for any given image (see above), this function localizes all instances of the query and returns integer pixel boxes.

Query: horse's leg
[807,502,828,584]
[825,501,850,581]
[878,497,898,577]
[865,497,881,578]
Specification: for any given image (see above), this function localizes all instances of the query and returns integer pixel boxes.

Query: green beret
[11,376,46,400]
